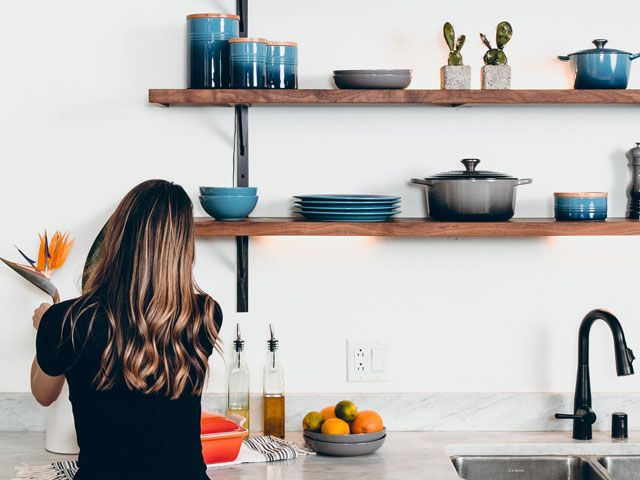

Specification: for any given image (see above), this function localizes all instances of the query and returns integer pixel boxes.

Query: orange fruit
[335,400,358,422]
[321,405,336,420]
[350,411,384,434]
[320,417,350,435]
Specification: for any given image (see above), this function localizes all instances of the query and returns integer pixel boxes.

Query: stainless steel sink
[598,456,640,480]
[451,456,612,480]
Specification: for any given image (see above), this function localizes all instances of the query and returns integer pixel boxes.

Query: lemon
[335,400,358,422]
[302,411,324,432]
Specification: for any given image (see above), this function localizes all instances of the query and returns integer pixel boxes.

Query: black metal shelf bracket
[235,0,249,312]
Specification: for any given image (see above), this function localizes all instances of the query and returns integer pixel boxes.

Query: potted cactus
[440,22,470,89]
[480,21,513,89]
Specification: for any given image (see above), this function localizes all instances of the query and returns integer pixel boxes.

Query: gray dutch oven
[411,158,532,221]
[558,39,640,89]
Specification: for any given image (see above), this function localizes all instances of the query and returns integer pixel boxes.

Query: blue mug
[187,13,240,89]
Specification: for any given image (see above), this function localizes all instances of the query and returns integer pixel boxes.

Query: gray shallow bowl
[304,435,386,456]
[333,73,412,89]
[303,428,386,444]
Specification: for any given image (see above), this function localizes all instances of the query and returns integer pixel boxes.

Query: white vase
[45,381,79,454]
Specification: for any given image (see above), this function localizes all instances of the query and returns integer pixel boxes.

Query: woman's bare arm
[30,358,64,406]
[30,303,64,406]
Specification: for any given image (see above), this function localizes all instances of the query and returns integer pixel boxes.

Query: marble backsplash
[3,392,640,432]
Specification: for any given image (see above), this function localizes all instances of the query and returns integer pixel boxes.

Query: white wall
[1,0,640,396]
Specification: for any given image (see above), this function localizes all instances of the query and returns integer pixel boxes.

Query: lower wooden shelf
[194,217,640,237]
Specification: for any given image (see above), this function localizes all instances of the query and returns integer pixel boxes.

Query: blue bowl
[199,195,258,220]
[199,186,257,196]
[554,193,607,221]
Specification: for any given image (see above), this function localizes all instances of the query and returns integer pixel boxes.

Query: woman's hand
[32,303,51,330]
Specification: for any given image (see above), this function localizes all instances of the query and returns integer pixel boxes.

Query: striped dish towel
[13,436,313,479]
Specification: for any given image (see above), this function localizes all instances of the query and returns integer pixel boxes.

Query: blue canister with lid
[554,192,608,221]
[230,38,268,88]
[187,13,239,89]
[266,41,298,89]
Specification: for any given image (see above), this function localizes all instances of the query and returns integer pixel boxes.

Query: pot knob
[593,39,608,49]
[461,158,480,172]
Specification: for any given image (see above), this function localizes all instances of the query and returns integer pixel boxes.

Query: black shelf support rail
[235,0,249,312]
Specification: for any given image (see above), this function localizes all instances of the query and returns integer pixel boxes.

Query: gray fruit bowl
[303,427,386,444]
[304,435,386,456]
[333,70,412,89]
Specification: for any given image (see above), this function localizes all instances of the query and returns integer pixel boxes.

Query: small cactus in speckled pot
[480,21,513,65]
[444,22,466,66]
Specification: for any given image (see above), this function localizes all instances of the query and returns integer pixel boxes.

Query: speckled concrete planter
[440,65,471,90]
[481,64,511,89]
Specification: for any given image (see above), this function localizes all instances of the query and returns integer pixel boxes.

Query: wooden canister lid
[186,13,241,20]
[554,192,608,198]
[267,40,298,47]
[229,37,269,44]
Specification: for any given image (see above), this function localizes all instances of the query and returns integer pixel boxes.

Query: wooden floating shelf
[194,217,640,237]
[150,89,640,107]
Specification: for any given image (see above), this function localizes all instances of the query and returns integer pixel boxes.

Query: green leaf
[496,21,513,49]
[1,257,59,303]
[443,22,455,51]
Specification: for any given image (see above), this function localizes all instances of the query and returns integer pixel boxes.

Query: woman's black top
[36,296,222,480]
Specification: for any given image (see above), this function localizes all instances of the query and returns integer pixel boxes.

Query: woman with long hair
[30,179,222,480]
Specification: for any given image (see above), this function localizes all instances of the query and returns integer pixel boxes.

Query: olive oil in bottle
[263,324,285,438]
[227,324,250,432]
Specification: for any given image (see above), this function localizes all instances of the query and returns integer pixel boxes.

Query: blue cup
[187,13,240,89]
[267,41,298,89]
[230,38,268,88]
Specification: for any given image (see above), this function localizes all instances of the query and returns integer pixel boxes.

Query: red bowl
[201,428,248,464]
[200,411,248,464]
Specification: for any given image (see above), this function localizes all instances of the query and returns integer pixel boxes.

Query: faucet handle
[555,407,597,425]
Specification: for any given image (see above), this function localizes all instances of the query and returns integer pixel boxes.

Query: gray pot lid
[567,39,632,56]
[427,159,516,180]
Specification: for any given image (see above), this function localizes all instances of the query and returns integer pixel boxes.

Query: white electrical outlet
[346,340,389,382]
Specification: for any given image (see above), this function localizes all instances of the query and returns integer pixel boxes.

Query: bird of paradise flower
[1,230,74,304]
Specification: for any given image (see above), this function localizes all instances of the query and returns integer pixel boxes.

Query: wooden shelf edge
[194,217,640,237]
[149,89,640,106]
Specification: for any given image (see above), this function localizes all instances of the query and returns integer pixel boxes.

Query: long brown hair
[69,180,219,399]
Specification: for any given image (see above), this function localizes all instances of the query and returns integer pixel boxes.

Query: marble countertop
[2,431,640,480]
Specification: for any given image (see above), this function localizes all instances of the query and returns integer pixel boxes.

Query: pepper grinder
[628,142,640,219]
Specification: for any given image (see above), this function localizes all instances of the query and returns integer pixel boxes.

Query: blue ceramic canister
[229,38,268,88]
[554,192,608,221]
[187,13,240,89]
[266,41,298,89]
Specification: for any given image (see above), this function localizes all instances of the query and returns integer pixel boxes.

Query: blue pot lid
[567,39,632,56]
[427,159,516,180]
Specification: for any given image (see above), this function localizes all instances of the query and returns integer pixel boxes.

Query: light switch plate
[346,340,389,382]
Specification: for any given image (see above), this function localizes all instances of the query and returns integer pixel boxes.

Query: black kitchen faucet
[555,309,635,440]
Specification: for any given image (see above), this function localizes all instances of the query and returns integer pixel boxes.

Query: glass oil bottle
[227,324,250,432]
[263,324,285,438]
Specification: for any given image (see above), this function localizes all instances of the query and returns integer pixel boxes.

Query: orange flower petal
[37,233,46,272]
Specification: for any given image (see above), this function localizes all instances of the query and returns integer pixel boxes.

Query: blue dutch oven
[558,39,639,89]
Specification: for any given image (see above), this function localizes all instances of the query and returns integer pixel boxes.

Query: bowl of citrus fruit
[302,400,385,456]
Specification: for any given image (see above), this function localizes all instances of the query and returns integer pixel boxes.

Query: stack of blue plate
[293,195,401,222]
